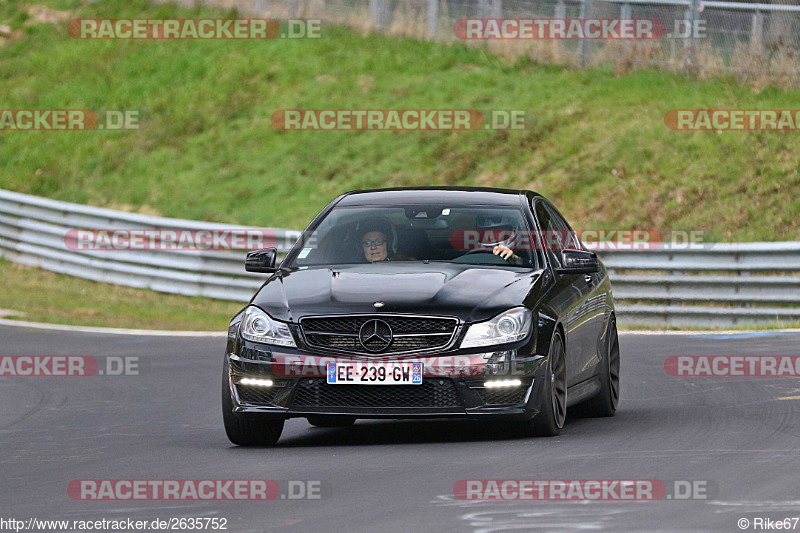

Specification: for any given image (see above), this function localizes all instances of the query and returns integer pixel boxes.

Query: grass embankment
[0,259,243,330]
[1,0,798,328]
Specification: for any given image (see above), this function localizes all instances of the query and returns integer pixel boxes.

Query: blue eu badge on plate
[411,362,422,384]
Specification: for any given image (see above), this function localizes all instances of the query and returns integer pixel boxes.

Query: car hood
[250,263,544,323]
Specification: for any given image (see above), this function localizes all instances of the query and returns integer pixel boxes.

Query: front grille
[291,378,462,408]
[476,387,528,405]
[303,334,451,352]
[300,315,458,355]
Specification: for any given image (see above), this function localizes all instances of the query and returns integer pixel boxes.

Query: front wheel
[583,317,620,417]
[514,331,567,437]
[222,358,284,446]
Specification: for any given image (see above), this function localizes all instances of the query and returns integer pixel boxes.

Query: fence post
[555,0,565,19]
[620,0,631,71]
[427,0,438,39]
[683,0,700,73]
[478,0,487,18]
[370,0,379,29]
[492,0,503,18]
[554,0,566,62]
[370,0,389,30]
[288,0,299,18]
[751,9,763,49]
[578,0,593,68]
[381,0,390,27]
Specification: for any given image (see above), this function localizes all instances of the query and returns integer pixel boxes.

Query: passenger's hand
[493,244,515,260]
[493,245,522,265]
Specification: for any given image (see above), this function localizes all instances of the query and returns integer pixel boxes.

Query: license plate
[326,362,423,385]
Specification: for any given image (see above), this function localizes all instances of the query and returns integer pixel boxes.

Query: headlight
[461,307,532,349]
[240,306,296,347]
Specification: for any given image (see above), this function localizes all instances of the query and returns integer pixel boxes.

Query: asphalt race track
[1,324,799,532]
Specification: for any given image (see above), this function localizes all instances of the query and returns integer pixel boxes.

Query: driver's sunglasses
[362,239,387,248]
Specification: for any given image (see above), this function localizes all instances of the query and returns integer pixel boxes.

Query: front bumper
[226,345,545,421]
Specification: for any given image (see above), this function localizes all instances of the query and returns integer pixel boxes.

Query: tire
[307,416,356,428]
[514,331,567,437]
[583,316,620,417]
[222,358,284,446]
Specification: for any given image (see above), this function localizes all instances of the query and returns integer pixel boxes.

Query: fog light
[239,377,274,387]
[484,379,522,388]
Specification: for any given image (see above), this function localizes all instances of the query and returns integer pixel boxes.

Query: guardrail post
[620,2,631,20]
[427,0,438,40]
[739,270,752,307]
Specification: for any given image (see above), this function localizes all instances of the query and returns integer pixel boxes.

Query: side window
[534,200,562,269]
[546,204,582,251]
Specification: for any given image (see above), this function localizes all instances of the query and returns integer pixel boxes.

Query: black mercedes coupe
[223,187,619,445]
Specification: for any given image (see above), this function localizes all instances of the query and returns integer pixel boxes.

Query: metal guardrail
[603,246,800,327]
[1,189,798,327]
[0,189,299,302]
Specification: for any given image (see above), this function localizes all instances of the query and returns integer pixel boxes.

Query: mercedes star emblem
[359,319,393,352]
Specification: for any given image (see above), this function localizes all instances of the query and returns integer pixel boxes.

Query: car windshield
[284,205,540,269]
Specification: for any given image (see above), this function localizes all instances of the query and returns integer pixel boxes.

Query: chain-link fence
[167,0,800,85]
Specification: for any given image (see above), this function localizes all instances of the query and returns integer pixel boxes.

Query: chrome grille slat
[300,314,459,355]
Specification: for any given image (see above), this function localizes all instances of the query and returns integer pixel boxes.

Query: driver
[357,217,410,262]
[362,229,390,262]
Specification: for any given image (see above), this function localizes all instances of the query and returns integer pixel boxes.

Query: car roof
[337,187,540,207]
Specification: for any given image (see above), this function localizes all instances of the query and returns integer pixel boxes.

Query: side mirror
[245,248,278,273]
[555,249,599,274]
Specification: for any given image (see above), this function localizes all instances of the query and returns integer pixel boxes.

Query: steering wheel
[463,248,495,255]
[454,248,511,265]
